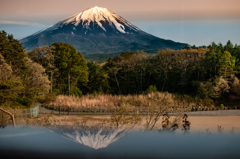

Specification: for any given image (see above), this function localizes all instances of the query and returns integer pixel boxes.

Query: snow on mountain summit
[35,6,140,35]
[64,6,134,33]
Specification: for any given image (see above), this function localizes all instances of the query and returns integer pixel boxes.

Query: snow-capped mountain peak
[61,6,139,34]
[35,6,140,35]
[20,6,187,53]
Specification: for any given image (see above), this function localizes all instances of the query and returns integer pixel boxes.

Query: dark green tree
[51,43,88,95]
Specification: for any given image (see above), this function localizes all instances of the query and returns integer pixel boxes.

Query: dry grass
[50,94,121,108]
[49,92,176,108]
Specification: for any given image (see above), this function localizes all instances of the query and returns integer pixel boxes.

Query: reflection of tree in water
[158,113,181,133]
[217,125,224,134]
[153,113,191,133]
[182,114,191,133]
[109,106,141,128]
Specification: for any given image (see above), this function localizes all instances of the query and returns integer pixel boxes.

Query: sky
[0,0,240,46]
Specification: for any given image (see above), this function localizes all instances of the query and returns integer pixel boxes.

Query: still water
[0,126,240,159]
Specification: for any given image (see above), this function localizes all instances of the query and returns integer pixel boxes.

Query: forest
[1,30,240,108]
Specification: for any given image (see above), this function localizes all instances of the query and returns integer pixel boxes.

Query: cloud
[0,20,43,26]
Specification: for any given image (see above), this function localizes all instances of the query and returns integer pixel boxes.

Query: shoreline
[12,114,240,134]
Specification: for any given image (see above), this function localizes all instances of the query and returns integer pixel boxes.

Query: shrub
[220,104,224,110]
[202,98,214,106]
[16,97,33,107]
[44,92,57,103]
[71,87,82,97]
[146,85,157,93]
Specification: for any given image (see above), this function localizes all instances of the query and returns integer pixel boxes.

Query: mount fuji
[51,126,134,149]
[20,6,187,54]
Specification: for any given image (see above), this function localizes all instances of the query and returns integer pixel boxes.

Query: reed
[49,92,175,108]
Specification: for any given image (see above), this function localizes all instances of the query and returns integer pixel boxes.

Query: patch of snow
[61,6,139,33]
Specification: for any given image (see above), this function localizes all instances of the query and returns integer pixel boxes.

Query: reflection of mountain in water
[52,126,133,149]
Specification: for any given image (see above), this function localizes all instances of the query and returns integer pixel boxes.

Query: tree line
[1,30,240,107]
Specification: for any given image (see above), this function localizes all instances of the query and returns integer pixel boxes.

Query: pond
[1,113,240,159]
[0,126,240,159]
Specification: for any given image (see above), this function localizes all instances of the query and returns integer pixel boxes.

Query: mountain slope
[20,6,187,54]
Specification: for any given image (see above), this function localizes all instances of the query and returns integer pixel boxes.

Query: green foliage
[23,57,50,101]
[0,79,24,104]
[43,92,57,103]
[50,43,88,94]
[81,61,109,94]
[28,43,88,96]
[71,87,82,97]
[146,85,157,93]
[16,96,34,107]
[99,41,240,105]
[198,81,214,99]
[0,31,50,107]
[0,31,27,75]
[121,51,133,59]
[2,30,240,107]
[202,98,214,106]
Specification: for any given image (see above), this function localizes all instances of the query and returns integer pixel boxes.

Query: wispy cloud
[0,20,43,26]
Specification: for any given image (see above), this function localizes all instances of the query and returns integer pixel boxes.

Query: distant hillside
[84,49,158,62]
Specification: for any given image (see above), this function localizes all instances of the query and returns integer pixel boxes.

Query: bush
[146,85,157,93]
[16,97,33,107]
[71,87,82,97]
[202,98,214,106]
[44,92,57,103]
[220,104,224,110]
